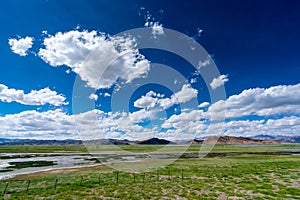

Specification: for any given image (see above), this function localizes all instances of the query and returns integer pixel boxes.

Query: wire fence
[1,162,298,195]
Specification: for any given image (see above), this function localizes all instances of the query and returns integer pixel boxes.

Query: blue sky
[0,0,299,140]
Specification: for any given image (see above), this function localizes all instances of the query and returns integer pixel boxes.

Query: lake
[0,152,152,180]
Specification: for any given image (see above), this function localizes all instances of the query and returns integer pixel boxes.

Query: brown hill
[192,136,278,145]
[137,138,172,145]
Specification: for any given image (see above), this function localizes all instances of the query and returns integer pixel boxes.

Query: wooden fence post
[54,179,58,190]
[26,180,30,193]
[116,171,119,184]
[80,176,83,186]
[3,182,9,195]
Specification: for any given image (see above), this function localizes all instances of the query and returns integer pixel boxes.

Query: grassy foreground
[0,144,299,199]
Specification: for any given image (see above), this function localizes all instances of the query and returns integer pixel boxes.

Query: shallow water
[1,148,299,179]
[0,153,97,180]
[0,152,176,179]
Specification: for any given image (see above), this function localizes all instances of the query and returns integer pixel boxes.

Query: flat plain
[0,144,299,199]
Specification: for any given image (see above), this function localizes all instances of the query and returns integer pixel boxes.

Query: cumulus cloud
[198,59,210,69]
[38,30,150,89]
[2,82,300,140]
[134,91,161,109]
[74,109,158,140]
[210,74,229,89]
[89,93,98,100]
[162,109,207,129]
[161,83,300,138]
[0,84,68,106]
[172,84,198,103]
[129,107,163,123]
[103,92,111,97]
[222,116,300,137]
[151,22,164,36]
[192,28,203,41]
[3,108,299,140]
[163,113,300,139]
[158,84,198,109]
[0,109,76,139]
[145,21,164,36]
[133,84,198,111]
[190,78,197,84]
[0,109,124,140]
[8,36,34,56]
[211,83,300,118]
[3,82,300,140]
[143,10,164,37]
[198,102,210,108]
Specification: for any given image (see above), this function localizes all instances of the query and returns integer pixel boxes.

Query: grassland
[0,144,299,199]
[0,143,299,153]
[0,145,88,153]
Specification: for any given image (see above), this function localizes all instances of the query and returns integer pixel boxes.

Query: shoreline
[10,163,106,180]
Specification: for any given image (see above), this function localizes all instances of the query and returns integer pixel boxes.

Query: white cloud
[173,84,198,103]
[198,102,210,108]
[38,30,150,89]
[162,109,207,129]
[38,30,102,68]
[265,116,300,134]
[8,36,34,56]
[222,116,300,137]
[134,84,198,110]
[141,9,164,37]
[2,98,300,141]
[190,78,197,84]
[0,109,76,139]
[134,84,198,109]
[1,82,300,140]
[151,22,164,36]
[210,74,229,89]
[103,92,111,97]
[74,109,158,140]
[145,22,164,36]
[161,83,300,138]
[214,83,300,118]
[129,107,162,123]
[197,28,203,36]
[198,59,210,69]
[0,84,68,106]
[89,93,98,100]
[163,113,300,139]
[3,108,298,140]
[134,91,160,109]
[158,84,198,109]
[129,109,151,123]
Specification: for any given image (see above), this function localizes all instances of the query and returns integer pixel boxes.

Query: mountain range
[0,135,299,146]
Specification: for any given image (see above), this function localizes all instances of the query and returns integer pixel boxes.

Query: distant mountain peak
[137,137,172,145]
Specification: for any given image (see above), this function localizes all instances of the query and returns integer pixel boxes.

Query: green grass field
[0,144,299,199]
[0,143,298,153]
